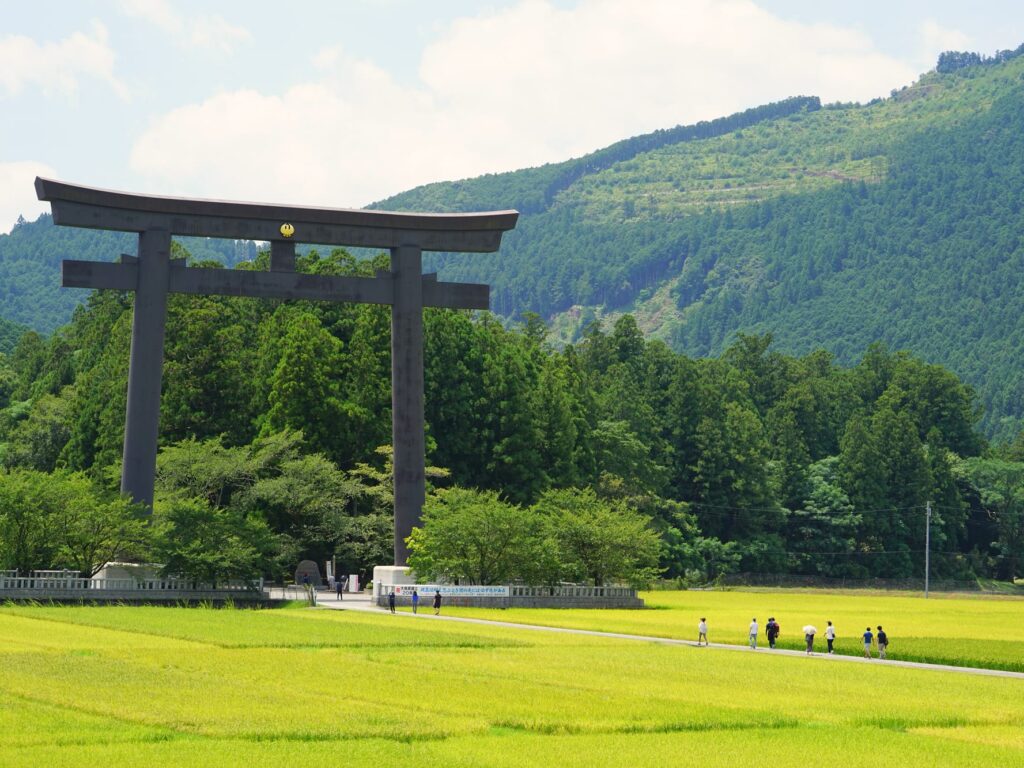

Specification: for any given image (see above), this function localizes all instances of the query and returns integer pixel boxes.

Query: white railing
[511,585,636,599]
[0,574,262,592]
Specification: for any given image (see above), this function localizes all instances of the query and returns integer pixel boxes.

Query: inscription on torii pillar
[36,178,518,566]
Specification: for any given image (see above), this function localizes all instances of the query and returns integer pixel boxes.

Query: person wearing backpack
[767,618,780,649]
[876,626,888,659]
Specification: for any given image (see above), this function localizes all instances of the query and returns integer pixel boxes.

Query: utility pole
[924,501,932,598]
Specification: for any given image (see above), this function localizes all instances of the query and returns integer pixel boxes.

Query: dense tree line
[1,248,1021,584]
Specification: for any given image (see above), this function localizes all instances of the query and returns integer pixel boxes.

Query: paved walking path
[302,590,1024,681]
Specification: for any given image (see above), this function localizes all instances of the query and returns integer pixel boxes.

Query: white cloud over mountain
[0,161,58,234]
[129,0,919,209]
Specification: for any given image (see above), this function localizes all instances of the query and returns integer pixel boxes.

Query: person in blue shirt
[863,627,874,658]
[412,589,420,614]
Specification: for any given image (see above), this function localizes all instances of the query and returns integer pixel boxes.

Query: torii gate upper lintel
[35,177,518,567]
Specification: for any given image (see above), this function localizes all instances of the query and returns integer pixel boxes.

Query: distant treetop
[937,42,1024,74]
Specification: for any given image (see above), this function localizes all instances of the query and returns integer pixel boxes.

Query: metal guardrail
[510,585,636,598]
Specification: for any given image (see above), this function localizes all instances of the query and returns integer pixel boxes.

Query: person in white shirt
[697,618,708,646]
[749,618,759,649]
[825,621,836,654]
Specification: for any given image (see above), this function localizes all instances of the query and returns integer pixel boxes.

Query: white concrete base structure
[91,562,161,581]
[372,565,416,597]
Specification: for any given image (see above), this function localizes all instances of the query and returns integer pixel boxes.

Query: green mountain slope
[0,316,27,355]
[0,216,258,334]
[375,49,1024,439]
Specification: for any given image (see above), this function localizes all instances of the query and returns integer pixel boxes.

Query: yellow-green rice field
[0,596,1022,767]
[444,588,1024,671]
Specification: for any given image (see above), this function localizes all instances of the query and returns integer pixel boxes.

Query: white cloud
[190,15,252,54]
[119,0,251,53]
[130,0,917,209]
[0,161,59,235]
[918,20,972,69]
[119,0,183,34]
[0,21,128,100]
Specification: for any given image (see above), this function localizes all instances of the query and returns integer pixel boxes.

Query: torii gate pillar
[122,228,170,509]
[390,244,425,566]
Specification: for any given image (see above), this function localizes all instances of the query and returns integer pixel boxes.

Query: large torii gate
[36,178,518,566]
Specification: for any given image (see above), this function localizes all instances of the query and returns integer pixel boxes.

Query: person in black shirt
[766,618,780,649]
[433,590,442,615]
[876,626,888,659]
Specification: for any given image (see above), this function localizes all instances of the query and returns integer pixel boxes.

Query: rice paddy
[444,588,1024,671]
[0,595,1022,767]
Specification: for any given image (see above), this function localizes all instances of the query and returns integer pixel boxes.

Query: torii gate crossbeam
[36,178,518,566]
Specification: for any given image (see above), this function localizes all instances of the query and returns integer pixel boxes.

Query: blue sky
[2,0,1023,232]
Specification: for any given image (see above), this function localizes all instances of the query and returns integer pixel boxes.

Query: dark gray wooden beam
[61,259,489,310]
[37,177,518,252]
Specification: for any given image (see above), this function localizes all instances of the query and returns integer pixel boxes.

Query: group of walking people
[697,617,891,658]
[387,588,443,615]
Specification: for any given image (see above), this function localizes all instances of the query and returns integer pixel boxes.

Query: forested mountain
[374,46,1024,439]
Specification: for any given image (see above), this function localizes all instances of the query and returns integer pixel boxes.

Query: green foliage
[0,469,145,575]
[954,458,1024,580]
[154,430,357,575]
[407,487,557,585]
[532,487,662,587]
[0,317,27,356]
[0,238,1014,581]
[408,486,661,587]
[151,498,276,585]
[1,390,74,471]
